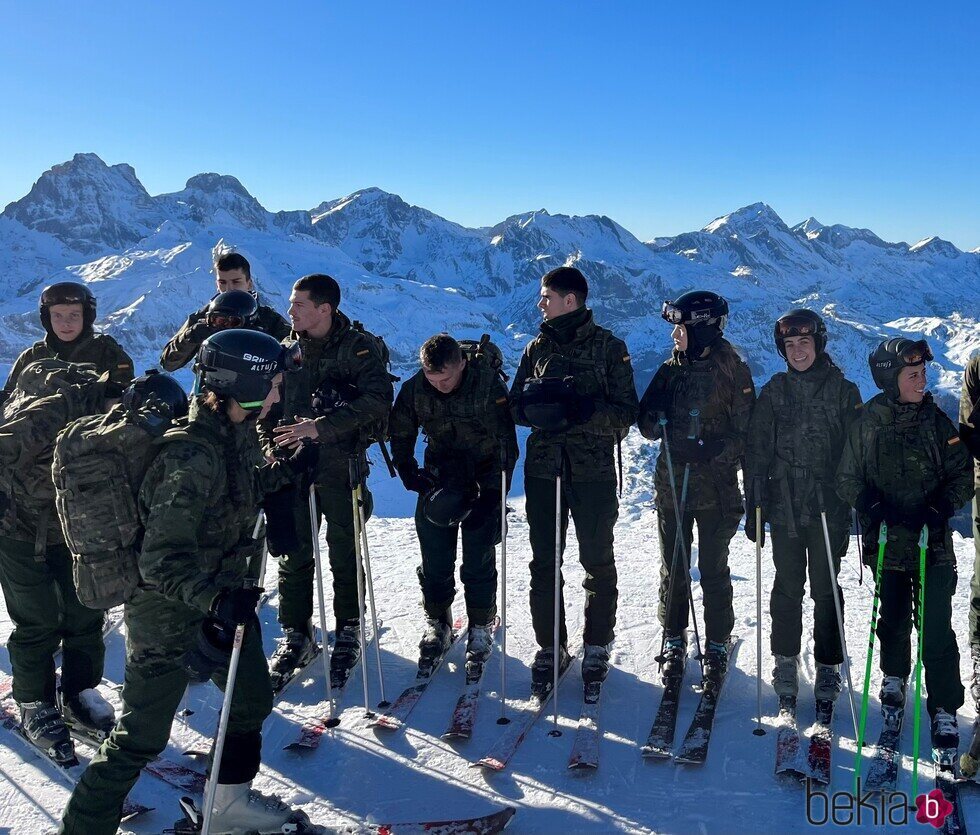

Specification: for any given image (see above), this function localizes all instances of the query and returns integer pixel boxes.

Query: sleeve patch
[742,387,753,394]
[118,363,132,369]
[495,396,508,405]
[623,354,631,363]
[356,349,370,357]
[948,436,962,445]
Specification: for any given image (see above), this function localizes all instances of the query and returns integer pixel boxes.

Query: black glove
[183,616,234,683]
[210,586,262,627]
[673,437,726,464]
[0,491,9,520]
[924,496,955,530]
[570,394,596,424]
[188,316,218,341]
[262,485,300,557]
[744,509,765,546]
[399,466,438,495]
[284,441,319,486]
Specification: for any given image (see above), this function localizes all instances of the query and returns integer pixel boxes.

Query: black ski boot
[418,616,453,677]
[582,643,611,684]
[60,687,116,741]
[658,631,687,682]
[329,618,362,689]
[19,701,76,765]
[530,645,571,700]
[464,622,494,681]
[702,639,731,689]
[269,623,317,692]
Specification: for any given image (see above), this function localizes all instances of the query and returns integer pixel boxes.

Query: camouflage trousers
[0,534,105,703]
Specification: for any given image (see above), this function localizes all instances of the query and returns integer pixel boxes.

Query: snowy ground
[2,442,979,833]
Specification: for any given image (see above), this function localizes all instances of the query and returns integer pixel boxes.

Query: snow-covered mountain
[2,154,978,416]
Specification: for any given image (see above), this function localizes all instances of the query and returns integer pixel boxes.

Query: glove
[570,394,596,424]
[0,491,9,520]
[210,586,262,627]
[399,466,438,495]
[188,317,217,341]
[182,617,234,682]
[744,477,766,545]
[924,496,955,531]
[284,441,318,486]
[673,437,726,464]
[262,485,300,556]
[744,509,765,547]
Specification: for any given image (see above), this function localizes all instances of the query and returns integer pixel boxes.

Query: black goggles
[207,312,247,330]
[776,316,818,338]
[661,302,685,324]
[900,340,933,366]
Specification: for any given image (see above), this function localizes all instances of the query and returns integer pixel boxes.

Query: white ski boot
[61,687,116,739]
[206,781,312,834]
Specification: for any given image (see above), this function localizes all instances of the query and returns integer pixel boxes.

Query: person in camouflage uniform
[745,309,863,709]
[390,333,518,669]
[837,337,972,750]
[258,273,393,688]
[510,267,638,693]
[2,282,133,402]
[960,354,980,710]
[0,360,118,761]
[160,251,290,372]
[638,290,755,686]
[59,330,311,835]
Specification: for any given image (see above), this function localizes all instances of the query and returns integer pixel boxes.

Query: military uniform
[257,310,393,631]
[159,300,291,372]
[745,355,862,665]
[638,340,755,643]
[390,360,518,625]
[511,306,638,649]
[837,391,973,716]
[2,331,133,397]
[960,356,980,663]
[59,398,273,835]
[0,373,110,706]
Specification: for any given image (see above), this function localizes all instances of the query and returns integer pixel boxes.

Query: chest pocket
[873,420,942,489]
[774,378,840,467]
[666,368,716,436]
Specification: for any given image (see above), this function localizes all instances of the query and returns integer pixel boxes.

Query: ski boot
[932,708,959,765]
[329,619,362,689]
[702,639,731,689]
[60,687,116,742]
[418,616,453,677]
[658,631,687,682]
[879,675,907,732]
[582,643,611,684]
[178,782,314,834]
[530,645,571,700]
[464,622,494,682]
[19,700,76,765]
[777,694,798,720]
[772,654,800,701]
[814,663,842,703]
[269,622,317,692]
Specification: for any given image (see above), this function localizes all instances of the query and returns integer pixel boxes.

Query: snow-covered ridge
[2,153,978,411]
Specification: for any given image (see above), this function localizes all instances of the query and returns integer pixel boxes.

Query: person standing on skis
[745,309,862,719]
[837,337,972,755]
[638,291,755,688]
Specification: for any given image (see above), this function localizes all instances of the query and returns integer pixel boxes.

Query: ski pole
[816,486,859,742]
[549,445,563,737]
[251,510,268,599]
[911,525,928,801]
[498,444,510,725]
[349,458,373,718]
[753,497,765,737]
[354,456,388,708]
[310,485,337,727]
[855,520,888,794]
[201,620,245,835]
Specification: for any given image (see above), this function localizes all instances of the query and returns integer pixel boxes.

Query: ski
[673,638,740,765]
[472,658,577,772]
[864,704,904,792]
[935,749,967,835]
[805,698,834,785]
[442,618,500,741]
[774,697,806,779]
[371,618,465,733]
[641,674,683,758]
[567,679,602,770]
[167,797,516,834]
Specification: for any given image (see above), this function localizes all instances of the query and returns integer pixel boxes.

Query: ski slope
[1,432,978,833]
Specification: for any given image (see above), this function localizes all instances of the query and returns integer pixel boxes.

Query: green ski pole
[911,525,928,801]
[855,520,888,795]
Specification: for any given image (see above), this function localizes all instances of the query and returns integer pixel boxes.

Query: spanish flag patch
[356,349,370,357]
[948,436,962,446]
[742,387,752,394]
[496,396,508,405]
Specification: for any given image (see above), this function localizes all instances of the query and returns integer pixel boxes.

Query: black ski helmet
[122,369,189,420]
[39,282,97,334]
[774,309,827,359]
[661,290,729,355]
[195,329,291,410]
[422,484,480,528]
[868,337,933,399]
[518,376,577,432]
[206,290,259,330]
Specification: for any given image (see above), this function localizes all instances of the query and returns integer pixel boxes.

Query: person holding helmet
[159,251,290,372]
[638,290,755,688]
[2,281,133,401]
[59,330,313,835]
[510,267,638,695]
[837,337,972,756]
[745,309,862,718]
[390,334,518,673]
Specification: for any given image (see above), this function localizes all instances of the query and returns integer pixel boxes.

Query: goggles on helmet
[899,339,933,366]
[776,315,819,338]
[207,312,248,330]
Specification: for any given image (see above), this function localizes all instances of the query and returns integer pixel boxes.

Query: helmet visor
[899,339,933,366]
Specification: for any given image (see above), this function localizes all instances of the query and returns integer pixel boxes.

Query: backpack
[349,320,401,475]
[10,358,103,405]
[459,334,508,382]
[52,401,201,610]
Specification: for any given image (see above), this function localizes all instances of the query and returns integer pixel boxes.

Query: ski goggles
[776,315,819,338]
[206,312,248,330]
[662,300,718,325]
[899,339,933,366]
[280,340,303,373]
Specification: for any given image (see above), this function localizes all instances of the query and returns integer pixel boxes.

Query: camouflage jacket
[390,362,519,492]
[836,392,973,570]
[746,357,863,533]
[3,332,133,397]
[136,397,260,614]
[257,310,393,485]
[510,307,638,483]
[959,354,980,485]
[159,300,291,372]
[0,383,108,547]
[638,340,756,514]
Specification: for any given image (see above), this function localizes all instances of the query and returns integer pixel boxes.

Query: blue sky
[2,1,978,248]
